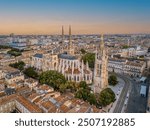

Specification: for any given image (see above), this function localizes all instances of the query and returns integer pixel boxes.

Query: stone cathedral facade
[31,27,108,93]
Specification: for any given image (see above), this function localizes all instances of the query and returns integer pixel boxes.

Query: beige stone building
[108,58,146,77]
[94,35,108,93]
[5,71,24,84]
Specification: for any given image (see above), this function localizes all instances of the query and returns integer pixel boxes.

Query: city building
[5,71,24,84]
[24,78,38,90]
[108,58,146,77]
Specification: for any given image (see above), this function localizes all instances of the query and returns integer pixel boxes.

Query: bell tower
[94,34,108,93]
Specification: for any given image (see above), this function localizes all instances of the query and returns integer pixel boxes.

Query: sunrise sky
[0,0,150,34]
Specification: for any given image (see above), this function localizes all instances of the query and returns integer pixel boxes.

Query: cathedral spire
[100,34,104,51]
[67,25,74,55]
[69,25,72,48]
[62,26,64,43]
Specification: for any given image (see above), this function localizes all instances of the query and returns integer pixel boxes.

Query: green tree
[59,83,67,93]
[75,88,89,101]
[75,81,92,101]
[24,67,38,79]
[9,61,25,71]
[39,70,66,90]
[0,45,11,49]
[98,88,116,107]
[7,48,22,57]
[82,53,95,68]
[108,75,118,86]
[65,81,78,92]
[80,48,86,54]
[87,93,97,105]
[79,81,88,89]
[59,81,78,93]
[122,45,129,49]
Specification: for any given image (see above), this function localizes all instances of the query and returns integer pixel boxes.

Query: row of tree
[39,70,116,107]
[7,48,22,57]
[9,61,25,71]
[0,45,11,49]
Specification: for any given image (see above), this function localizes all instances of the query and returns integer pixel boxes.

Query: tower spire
[62,26,64,44]
[100,34,104,53]
[67,25,74,55]
[69,25,72,48]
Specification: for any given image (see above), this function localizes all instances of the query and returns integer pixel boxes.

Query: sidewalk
[109,77,125,113]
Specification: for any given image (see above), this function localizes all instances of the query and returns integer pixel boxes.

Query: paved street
[126,77,149,113]
[109,77,125,113]
[113,74,131,113]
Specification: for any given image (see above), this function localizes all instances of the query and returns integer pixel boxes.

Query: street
[113,74,131,113]
[126,77,149,113]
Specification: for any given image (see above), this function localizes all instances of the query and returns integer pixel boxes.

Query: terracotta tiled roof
[59,104,70,113]
[28,93,39,101]
[0,94,16,105]
[41,101,55,110]
[17,96,42,113]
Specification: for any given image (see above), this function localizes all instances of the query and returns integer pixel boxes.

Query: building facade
[5,71,24,84]
[94,35,108,93]
[108,58,146,77]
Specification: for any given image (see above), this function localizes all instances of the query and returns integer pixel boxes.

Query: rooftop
[16,96,42,113]
[58,53,77,60]
[33,53,43,58]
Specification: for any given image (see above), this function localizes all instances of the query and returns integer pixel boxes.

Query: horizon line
[0,32,150,36]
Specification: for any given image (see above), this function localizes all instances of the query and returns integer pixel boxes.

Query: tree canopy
[39,70,66,90]
[75,81,97,105]
[24,67,39,79]
[7,48,22,57]
[9,61,25,71]
[0,45,11,49]
[82,53,95,68]
[98,88,116,107]
[80,48,86,54]
[122,45,129,49]
[108,75,118,86]
[59,81,78,93]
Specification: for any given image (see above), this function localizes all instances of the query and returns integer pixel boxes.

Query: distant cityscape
[0,25,150,113]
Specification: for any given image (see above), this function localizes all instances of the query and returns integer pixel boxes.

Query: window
[74,76,76,81]
[77,76,79,81]
[87,76,89,80]
[69,76,71,81]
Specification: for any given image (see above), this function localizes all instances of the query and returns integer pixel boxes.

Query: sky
[0,0,150,34]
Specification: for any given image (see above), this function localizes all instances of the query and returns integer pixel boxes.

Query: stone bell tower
[94,34,108,93]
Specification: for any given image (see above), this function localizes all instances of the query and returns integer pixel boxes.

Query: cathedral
[31,26,108,93]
